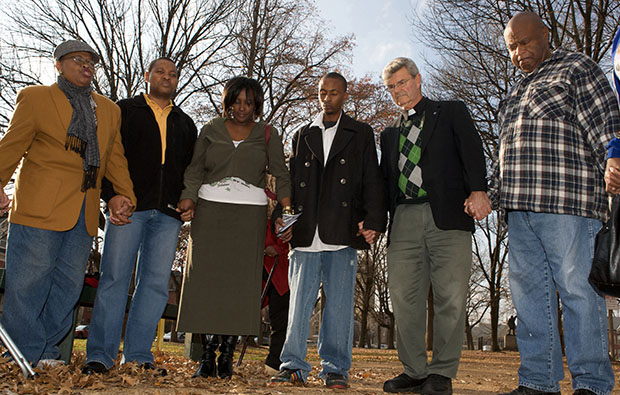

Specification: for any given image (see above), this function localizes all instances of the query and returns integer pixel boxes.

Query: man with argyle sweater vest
[380,57,490,395]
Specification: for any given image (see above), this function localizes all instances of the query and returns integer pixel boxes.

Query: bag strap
[265,124,271,168]
[264,124,278,201]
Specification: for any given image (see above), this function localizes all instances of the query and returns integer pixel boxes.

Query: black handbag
[589,195,620,297]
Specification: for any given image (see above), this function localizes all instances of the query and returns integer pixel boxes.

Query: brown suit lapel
[50,83,73,132]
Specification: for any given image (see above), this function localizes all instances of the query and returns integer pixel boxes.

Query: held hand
[357,221,380,244]
[264,245,278,257]
[463,191,492,221]
[108,195,134,226]
[275,217,292,242]
[176,199,195,222]
[0,186,10,215]
[605,158,620,195]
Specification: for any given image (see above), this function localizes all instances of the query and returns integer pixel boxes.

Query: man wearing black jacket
[380,57,490,395]
[270,72,386,389]
[82,58,197,375]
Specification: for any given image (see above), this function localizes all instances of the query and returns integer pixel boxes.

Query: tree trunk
[388,314,396,349]
[359,305,369,348]
[465,320,474,350]
[490,290,500,351]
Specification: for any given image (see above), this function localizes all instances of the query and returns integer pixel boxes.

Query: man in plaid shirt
[491,12,619,395]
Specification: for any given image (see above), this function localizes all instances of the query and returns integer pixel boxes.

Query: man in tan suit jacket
[0,40,135,367]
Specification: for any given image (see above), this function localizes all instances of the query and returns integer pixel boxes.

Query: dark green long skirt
[176,199,267,335]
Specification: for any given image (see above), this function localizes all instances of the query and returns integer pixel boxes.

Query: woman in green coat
[176,76,291,378]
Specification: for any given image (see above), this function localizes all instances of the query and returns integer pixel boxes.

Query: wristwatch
[282,205,293,215]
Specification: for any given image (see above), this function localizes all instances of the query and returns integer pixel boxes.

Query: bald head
[504,12,551,73]
[506,11,547,32]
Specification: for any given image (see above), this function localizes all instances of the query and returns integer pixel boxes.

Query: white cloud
[314,0,432,77]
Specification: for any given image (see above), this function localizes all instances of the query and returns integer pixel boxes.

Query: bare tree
[412,0,620,350]
[0,0,238,128]
[465,258,491,350]
[355,236,388,348]
[344,75,395,133]
[372,233,396,349]
[211,0,354,141]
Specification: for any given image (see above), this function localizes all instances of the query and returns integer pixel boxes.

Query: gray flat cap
[53,40,100,63]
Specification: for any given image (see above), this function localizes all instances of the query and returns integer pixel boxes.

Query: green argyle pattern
[398,115,426,198]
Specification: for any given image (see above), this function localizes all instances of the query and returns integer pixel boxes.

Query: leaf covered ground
[2,342,620,394]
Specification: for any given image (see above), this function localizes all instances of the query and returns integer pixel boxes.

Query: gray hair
[382,57,419,84]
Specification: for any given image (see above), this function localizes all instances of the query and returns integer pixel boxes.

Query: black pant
[265,285,290,370]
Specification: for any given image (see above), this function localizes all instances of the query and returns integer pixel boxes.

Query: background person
[262,217,290,375]
[176,76,291,379]
[603,27,620,193]
[0,40,135,367]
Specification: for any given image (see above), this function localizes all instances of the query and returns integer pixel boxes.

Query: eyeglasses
[387,78,410,91]
[68,55,98,69]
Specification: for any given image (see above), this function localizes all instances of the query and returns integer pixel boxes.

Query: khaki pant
[387,203,471,379]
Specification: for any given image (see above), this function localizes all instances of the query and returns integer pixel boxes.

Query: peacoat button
[340,178,347,184]
[341,201,348,207]
[304,161,311,167]
[297,205,303,211]
[339,158,346,165]
[300,181,306,188]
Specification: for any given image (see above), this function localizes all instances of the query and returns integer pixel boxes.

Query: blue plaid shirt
[489,50,620,221]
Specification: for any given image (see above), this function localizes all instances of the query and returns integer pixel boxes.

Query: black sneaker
[270,368,305,385]
[81,361,108,375]
[420,374,452,395]
[573,390,596,395]
[383,373,427,393]
[325,373,348,389]
[499,386,561,395]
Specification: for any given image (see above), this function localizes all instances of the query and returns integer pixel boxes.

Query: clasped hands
[176,198,195,222]
[108,195,135,226]
[464,191,492,221]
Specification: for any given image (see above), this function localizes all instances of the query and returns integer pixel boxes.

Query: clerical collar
[403,97,427,118]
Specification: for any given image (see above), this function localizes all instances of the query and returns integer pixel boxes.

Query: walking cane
[0,322,37,378]
[237,255,278,367]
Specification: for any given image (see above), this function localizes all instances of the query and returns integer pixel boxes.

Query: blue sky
[313,0,430,79]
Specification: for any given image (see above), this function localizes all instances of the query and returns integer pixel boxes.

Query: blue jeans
[279,248,357,380]
[0,202,92,363]
[86,209,181,368]
[508,211,614,395]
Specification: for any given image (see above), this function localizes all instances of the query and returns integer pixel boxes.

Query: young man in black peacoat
[270,72,386,389]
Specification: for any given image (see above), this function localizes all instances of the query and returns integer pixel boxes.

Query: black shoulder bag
[589,195,620,297]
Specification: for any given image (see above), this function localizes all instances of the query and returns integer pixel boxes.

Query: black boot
[192,334,219,378]
[217,335,238,379]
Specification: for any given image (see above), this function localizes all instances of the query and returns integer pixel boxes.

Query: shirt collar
[143,93,173,110]
[311,111,343,131]
[521,49,564,77]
